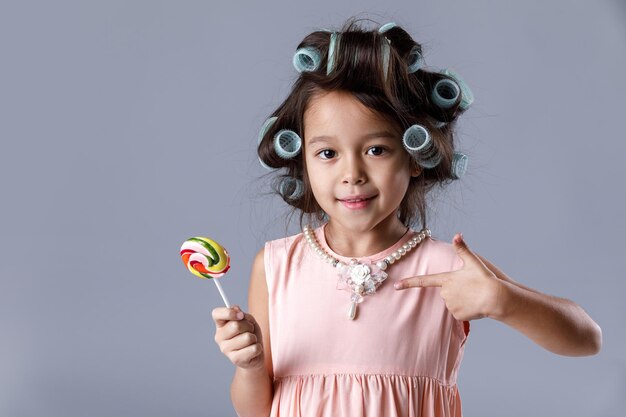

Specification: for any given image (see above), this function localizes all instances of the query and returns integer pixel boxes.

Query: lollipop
[180,237,231,307]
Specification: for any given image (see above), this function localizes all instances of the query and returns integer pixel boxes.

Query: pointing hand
[394,234,505,321]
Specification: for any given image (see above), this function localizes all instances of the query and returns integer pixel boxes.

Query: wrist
[485,279,513,321]
[237,362,269,378]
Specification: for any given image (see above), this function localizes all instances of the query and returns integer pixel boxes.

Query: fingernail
[394,282,402,290]
[236,312,244,320]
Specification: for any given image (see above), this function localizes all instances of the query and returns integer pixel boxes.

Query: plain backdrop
[1,1,624,416]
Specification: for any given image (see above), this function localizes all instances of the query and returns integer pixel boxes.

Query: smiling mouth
[339,195,376,203]
[338,194,378,204]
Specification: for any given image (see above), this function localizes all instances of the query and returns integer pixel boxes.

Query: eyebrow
[307,131,396,146]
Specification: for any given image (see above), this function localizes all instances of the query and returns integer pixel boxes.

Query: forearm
[490,281,602,357]
[231,365,274,417]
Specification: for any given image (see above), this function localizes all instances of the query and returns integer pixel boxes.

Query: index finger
[394,272,449,290]
[212,305,245,327]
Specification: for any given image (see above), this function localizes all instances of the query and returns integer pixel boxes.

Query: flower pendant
[336,259,388,319]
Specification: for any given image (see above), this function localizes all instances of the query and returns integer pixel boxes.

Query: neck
[323,215,409,258]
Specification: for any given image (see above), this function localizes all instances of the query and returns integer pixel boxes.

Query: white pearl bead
[386,256,395,264]
[402,244,411,251]
[376,261,388,270]
[398,247,406,255]
[393,251,401,260]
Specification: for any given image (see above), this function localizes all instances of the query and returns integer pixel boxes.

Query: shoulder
[420,235,464,271]
[263,230,307,268]
[264,230,304,251]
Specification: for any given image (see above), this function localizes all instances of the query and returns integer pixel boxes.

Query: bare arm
[491,279,602,357]
[397,237,603,358]
[230,247,274,417]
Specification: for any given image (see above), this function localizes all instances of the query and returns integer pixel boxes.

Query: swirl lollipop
[180,237,231,307]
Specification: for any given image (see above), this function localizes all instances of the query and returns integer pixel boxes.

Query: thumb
[452,233,482,266]
[452,233,475,262]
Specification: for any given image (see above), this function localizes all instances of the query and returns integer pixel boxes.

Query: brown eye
[367,146,386,156]
[318,149,336,159]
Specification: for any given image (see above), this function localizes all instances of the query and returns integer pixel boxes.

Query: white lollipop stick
[213,278,231,308]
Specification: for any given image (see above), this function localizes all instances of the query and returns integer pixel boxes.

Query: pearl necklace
[303,224,431,320]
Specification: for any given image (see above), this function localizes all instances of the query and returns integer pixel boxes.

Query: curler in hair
[327,32,341,75]
[402,124,442,169]
[378,22,397,33]
[279,176,304,201]
[451,151,468,179]
[273,129,302,159]
[431,78,460,109]
[407,45,425,73]
[258,116,278,170]
[293,46,321,73]
[381,36,391,81]
[442,68,474,111]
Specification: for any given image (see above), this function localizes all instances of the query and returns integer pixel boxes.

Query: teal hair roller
[451,151,468,179]
[381,36,391,80]
[407,45,424,73]
[293,46,321,73]
[431,78,460,109]
[258,116,278,170]
[327,32,341,75]
[402,124,442,168]
[442,68,474,110]
[279,176,304,201]
[378,22,394,80]
[378,22,397,33]
[273,129,302,159]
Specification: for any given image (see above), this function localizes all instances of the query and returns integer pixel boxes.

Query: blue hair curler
[381,36,391,81]
[402,124,442,168]
[273,129,302,159]
[327,32,341,75]
[451,151,468,179]
[431,78,460,109]
[378,22,397,33]
[402,124,430,154]
[279,176,304,201]
[293,46,321,73]
[257,116,278,170]
[407,45,424,73]
[442,68,474,111]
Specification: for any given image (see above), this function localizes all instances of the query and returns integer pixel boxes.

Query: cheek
[389,159,412,185]
[387,166,412,198]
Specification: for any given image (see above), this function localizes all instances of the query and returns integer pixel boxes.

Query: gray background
[1,0,624,416]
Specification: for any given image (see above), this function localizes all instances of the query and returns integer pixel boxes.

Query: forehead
[303,91,396,141]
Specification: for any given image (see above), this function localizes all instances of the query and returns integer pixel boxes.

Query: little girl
[212,18,602,417]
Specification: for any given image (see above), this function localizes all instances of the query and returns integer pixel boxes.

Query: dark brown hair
[258,17,469,230]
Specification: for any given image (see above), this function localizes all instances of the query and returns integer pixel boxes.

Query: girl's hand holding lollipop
[180,236,265,369]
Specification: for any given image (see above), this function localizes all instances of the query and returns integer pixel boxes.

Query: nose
[341,154,367,185]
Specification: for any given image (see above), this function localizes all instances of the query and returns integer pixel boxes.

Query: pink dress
[263,223,470,417]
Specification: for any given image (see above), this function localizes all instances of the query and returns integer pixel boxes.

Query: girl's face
[303,90,420,233]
